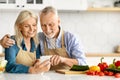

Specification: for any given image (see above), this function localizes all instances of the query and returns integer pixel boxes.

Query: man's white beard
[44,32,55,39]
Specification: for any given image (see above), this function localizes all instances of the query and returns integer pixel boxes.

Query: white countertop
[0,71,120,80]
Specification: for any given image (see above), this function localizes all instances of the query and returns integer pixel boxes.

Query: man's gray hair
[40,6,58,16]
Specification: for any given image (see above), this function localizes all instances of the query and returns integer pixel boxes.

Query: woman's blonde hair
[14,10,38,48]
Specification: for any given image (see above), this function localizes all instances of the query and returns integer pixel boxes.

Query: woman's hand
[29,59,51,74]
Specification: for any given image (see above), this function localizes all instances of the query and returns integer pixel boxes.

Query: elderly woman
[5,10,50,73]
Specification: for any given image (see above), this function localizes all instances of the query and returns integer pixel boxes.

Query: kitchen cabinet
[0,0,52,10]
[51,0,88,11]
[0,0,87,10]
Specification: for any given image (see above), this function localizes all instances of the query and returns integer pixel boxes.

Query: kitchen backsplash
[0,10,120,53]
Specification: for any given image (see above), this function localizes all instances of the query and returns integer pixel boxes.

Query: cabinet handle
[22,5,25,7]
[16,5,19,7]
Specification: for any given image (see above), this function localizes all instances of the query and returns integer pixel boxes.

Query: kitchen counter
[0,71,119,80]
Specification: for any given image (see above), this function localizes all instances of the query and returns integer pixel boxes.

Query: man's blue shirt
[38,28,87,65]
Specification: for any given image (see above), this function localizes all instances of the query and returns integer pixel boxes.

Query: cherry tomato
[115,73,120,78]
[108,71,114,76]
[86,70,95,75]
[98,72,105,76]
[95,71,99,75]
[104,71,109,75]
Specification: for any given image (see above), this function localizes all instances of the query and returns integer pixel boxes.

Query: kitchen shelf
[87,7,120,11]
[86,53,120,57]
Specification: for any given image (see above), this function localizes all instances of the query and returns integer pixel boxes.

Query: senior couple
[0,6,87,73]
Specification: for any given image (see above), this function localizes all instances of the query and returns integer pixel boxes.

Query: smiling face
[19,17,37,39]
[40,12,60,38]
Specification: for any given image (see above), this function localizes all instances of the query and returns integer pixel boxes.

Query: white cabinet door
[0,0,88,10]
[24,0,52,10]
[52,0,88,11]
[0,0,16,9]
[0,0,52,10]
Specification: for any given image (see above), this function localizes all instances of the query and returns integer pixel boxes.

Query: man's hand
[1,34,15,48]
[50,55,64,66]
[50,55,78,67]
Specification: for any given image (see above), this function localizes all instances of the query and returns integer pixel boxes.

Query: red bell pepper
[115,60,120,67]
[98,57,108,71]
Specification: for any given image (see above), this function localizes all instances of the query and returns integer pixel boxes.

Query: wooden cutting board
[55,69,86,74]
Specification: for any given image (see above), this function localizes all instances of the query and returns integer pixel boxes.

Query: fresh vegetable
[86,70,96,75]
[89,66,100,72]
[0,60,7,73]
[85,58,120,78]
[115,73,120,78]
[108,71,114,76]
[105,68,120,73]
[103,71,109,75]
[98,57,108,71]
[98,72,105,76]
[108,58,116,69]
[118,66,120,70]
[70,65,89,71]
[0,67,5,72]
[115,60,120,68]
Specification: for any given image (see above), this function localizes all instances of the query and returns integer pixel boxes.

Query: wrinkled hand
[50,55,64,66]
[29,59,51,74]
[1,34,15,48]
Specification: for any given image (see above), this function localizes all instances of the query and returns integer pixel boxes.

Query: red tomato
[98,72,105,76]
[86,70,95,75]
[86,71,91,75]
[104,71,109,75]
[115,73,120,78]
[108,71,114,76]
[95,71,99,75]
